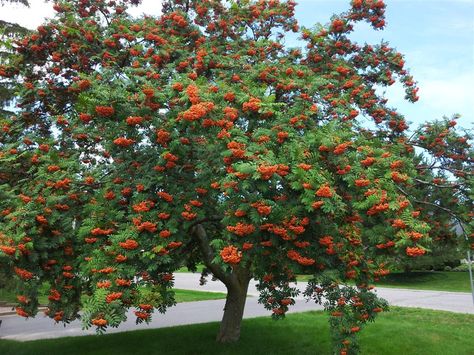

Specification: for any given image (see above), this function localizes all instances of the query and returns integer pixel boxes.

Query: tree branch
[187,215,222,230]
[191,224,231,286]
[413,178,461,189]
[98,8,111,26]
[395,185,469,238]
[416,164,472,176]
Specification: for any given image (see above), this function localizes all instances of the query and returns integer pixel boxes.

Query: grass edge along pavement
[177,267,472,293]
[157,289,227,303]
[0,307,472,355]
[0,289,227,314]
[297,271,472,293]
[372,271,472,293]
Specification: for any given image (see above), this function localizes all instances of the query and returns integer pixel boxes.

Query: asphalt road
[174,273,474,314]
[0,273,472,341]
[0,297,322,341]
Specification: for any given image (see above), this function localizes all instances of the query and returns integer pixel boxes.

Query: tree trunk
[216,277,250,343]
[191,224,252,343]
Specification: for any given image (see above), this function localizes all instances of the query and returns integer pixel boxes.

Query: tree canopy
[0,1,472,354]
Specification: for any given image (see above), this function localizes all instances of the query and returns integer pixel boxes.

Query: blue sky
[1,0,473,129]
[292,0,474,129]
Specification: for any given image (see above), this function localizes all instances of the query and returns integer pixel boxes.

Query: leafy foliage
[0,1,472,354]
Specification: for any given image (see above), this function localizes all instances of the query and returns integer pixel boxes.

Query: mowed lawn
[297,271,472,293]
[0,307,472,355]
[172,289,226,303]
[370,271,472,292]
[0,283,50,305]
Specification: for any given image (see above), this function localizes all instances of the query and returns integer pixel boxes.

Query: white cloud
[0,0,163,29]
[383,73,474,128]
[417,74,474,117]
[0,0,55,29]
[128,0,162,18]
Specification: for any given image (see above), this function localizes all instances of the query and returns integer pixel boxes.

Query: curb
[0,311,17,316]
[0,307,48,317]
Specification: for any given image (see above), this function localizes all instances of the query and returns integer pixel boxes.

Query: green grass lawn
[0,307,472,355]
[297,271,472,293]
[0,287,19,305]
[0,288,225,306]
[173,289,226,302]
[176,264,206,273]
[0,283,50,305]
[369,271,472,292]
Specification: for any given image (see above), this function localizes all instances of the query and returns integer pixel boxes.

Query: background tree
[407,117,473,272]
[1,0,30,115]
[0,0,30,301]
[390,120,471,273]
[0,0,28,5]
[0,1,471,354]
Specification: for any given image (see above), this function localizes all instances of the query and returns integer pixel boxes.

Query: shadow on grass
[0,312,330,355]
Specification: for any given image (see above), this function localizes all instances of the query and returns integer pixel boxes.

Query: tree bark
[216,276,250,343]
[191,224,252,343]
